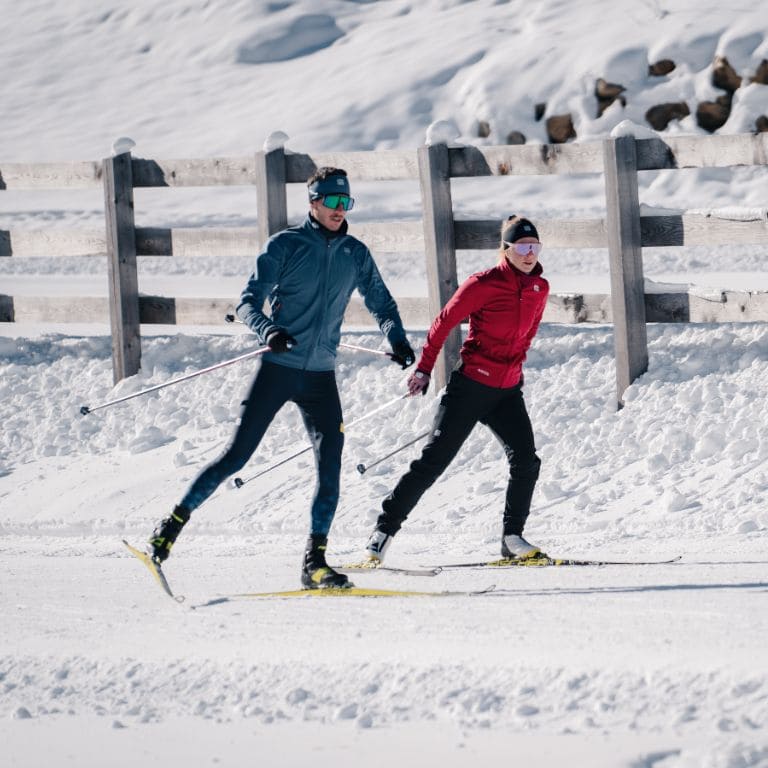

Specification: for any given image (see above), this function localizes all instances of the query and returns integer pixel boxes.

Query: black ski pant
[376,369,541,537]
[179,360,344,536]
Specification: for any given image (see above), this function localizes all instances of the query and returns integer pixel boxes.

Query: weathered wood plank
[6,296,109,322]
[0,229,107,257]
[418,143,461,389]
[3,134,765,193]
[0,294,14,321]
[132,223,422,255]
[104,154,141,382]
[2,214,761,260]
[352,221,423,252]
[603,136,648,407]
[131,157,256,187]
[137,296,236,325]
[455,218,607,249]
[641,214,768,246]
[343,296,431,329]
[448,142,605,177]
[689,290,768,322]
[284,150,419,182]
[134,227,261,257]
[4,291,768,326]
[636,133,768,170]
[255,148,288,246]
[0,161,103,189]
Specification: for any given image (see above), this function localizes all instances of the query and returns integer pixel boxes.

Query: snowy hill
[3,0,768,159]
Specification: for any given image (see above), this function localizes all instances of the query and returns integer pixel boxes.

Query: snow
[2,1,768,766]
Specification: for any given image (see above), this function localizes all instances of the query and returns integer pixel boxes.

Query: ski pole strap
[80,346,269,415]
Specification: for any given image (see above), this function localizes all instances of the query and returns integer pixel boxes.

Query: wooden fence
[2,132,768,406]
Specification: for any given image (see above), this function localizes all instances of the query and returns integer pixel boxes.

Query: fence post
[255,146,288,247]
[603,136,648,408]
[417,142,460,391]
[103,151,140,383]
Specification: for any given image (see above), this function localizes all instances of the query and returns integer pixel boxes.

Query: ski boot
[301,535,351,589]
[501,533,547,562]
[148,505,190,563]
[364,528,394,565]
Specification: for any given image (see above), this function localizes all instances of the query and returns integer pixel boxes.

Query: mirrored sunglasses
[320,193,354,211]
[504,241,542,256]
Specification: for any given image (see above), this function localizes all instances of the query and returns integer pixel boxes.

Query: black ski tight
[377,370,541,536]
[179,360,344,535]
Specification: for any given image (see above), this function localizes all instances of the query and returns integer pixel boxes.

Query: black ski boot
[301,535,351,590]
[148,505,190,563]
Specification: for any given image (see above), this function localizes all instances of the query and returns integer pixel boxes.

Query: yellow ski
[233,585,495,599]
[428,554,682,569]
[122,539,185,603]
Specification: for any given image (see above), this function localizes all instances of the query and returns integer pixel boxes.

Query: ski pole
[225,315,393,358]
[233,392,408,488]
[80,346,269,415]
[356,430,430,475]
[338,341,394,357]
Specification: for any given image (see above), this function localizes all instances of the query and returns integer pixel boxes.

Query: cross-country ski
[425,554,683,569]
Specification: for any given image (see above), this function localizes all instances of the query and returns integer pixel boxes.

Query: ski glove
[389,340,416,369]
[266,329,298,353]
[407,369,430,396]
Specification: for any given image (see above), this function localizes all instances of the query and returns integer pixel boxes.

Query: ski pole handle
[226,316,393,359]
[80,346,269,415]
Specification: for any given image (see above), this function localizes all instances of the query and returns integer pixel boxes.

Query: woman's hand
[407,369,430,396]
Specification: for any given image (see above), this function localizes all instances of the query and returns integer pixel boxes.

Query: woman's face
[505,237,541,273]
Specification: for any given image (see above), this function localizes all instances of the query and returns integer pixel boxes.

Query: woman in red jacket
[365,215,550,564]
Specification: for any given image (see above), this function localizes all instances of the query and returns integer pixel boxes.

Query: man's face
[310,195,349,231]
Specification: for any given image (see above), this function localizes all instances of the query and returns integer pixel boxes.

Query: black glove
[389,339,415,369]
[266,329,297,353]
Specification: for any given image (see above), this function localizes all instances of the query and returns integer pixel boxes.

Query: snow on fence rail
[1,132,768,406]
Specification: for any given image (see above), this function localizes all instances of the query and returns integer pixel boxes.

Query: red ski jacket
[417,258,549,388]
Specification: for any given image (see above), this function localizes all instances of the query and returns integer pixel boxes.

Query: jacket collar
[499,256,544,279]
[307,213,348,239]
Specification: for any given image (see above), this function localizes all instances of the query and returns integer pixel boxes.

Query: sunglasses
[315,193,355,211]
[504,241,542,256]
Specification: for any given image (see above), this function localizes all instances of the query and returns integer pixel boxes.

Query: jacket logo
[476,368,490,376]
[534,284,540,291]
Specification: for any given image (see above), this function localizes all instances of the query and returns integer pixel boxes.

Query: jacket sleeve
[235,237,284,343]
[355,246,407,345]
[522,279,550,350]
[417,277,487,375]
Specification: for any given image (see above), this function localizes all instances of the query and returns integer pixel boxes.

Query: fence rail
[2,132,768,406]
[3,213,768,258]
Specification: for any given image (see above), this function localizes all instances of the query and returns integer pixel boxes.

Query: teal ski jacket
[236,215,407,371]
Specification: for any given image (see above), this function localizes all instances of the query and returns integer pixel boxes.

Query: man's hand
[266,329,298,353]
[389,340,416,369]
[407,369,430,396]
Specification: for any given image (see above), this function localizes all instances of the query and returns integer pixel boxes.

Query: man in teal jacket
[148,167,415,589]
